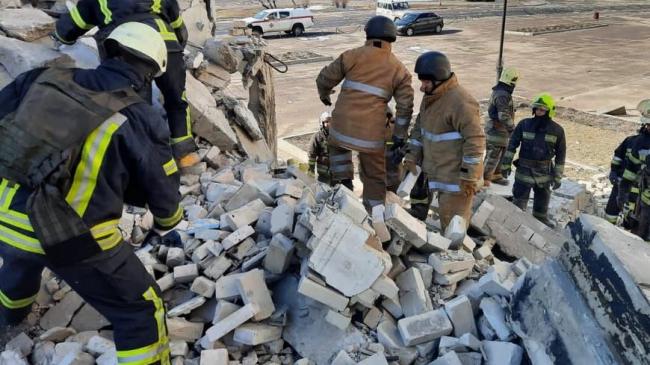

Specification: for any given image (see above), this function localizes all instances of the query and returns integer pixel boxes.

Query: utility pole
[496,0,508,82]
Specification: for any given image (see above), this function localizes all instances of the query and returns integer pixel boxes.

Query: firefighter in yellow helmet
[501,93,566,227]
[484,67,519,186]
[0,23,180,363]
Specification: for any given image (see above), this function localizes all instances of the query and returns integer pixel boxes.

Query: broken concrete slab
[479,297,512,341]
[39,292,84,330]
[204,39,243,74]
[0,36,73,78]
[182,3,213,47]
[0,9,55,42]
[70,304,110,332]
[482,341,523,365]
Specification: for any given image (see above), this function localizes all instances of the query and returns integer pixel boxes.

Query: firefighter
[52,0,200,168]
[308,112,333,184]
[316,15,414,209]
[403,51,485,230]
[484,67,519,186]
[501,93,566,228]
[385,106,403,193]
[633,155,650,242]
[619,100,650,233]
[0,23,181,364]
[604,132,640,224]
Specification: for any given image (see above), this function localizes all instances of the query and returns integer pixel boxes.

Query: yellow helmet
[499,67,519,86]
[531,93,556,118]
[637,99,650,124]
[105,22,167,77]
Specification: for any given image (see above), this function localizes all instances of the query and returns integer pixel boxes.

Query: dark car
[395,11,444,36]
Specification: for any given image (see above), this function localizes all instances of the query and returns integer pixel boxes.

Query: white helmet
[319,111,331,123]
[105,22,168,77]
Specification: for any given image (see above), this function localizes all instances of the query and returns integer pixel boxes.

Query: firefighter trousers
[631,201,650,242]
[604,182,621,224]
[484,143,506,181]
[0,242,170,364]
[512,180,551,221]
[329,144,387,208]
[154,51,197,159]
[438,191,474,232]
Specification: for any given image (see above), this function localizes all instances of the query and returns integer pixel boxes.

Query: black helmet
[415,51,452,82]
[365,16,397,43]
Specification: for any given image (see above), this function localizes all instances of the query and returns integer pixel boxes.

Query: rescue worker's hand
[143,230,183,248]
[175,25,189,48]
[49,32,64,50]
[403,154,419,175]
[501,167,511,179]
[320,90,335,106]
[608,171,619,185]
[460,179,479,197]
[552,180,562,190]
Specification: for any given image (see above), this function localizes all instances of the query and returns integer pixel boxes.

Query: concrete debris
[0,9,54,41]
[0,36,73,78]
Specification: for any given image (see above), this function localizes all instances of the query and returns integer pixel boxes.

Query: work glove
[175,25,189,48]
[49,32,65,50]
[552,180,562,190]
[608,171,619,185]
[320,90,335,106]
[143,230,183,248]
[460,179,479,197]
[391,135,406,151]
[501,167,511,179]
[403,153,419,175]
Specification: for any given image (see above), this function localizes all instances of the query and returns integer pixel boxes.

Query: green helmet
[531,93,556,118]
[637,99,650,124]
[499,67,519,86]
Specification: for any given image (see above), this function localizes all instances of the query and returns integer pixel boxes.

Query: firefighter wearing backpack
[0,23,180,364]
[52,0,200,168]
[501,93,566,228]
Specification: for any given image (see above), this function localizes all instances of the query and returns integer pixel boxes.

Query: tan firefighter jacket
[316,39,414,153]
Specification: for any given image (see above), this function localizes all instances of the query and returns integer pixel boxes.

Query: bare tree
[258,0,278,9]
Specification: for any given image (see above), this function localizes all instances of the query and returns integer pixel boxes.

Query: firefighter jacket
[316,39,414,153]
[0,59,182,257]
[611,134,639,178]
[485,82,515,147]
[641,155,650,207]
[54,0,186,52]
[406,74,485,192]
[501,115,566,187]
[622,133,650,185]
[308,127,330,179]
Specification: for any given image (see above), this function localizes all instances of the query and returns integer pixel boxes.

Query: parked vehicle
[395,11,444,36]
[235,8,314,37]
[376,0,410,21]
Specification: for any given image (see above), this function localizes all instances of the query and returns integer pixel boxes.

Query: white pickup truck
[234,8,315,37]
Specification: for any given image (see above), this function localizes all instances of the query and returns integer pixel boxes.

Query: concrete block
[205,303,257,341]
[0,36,73,79]
[331,350,356,365]
[167,317,204,342]
[478,269,515,297]
[191,276,216,298]
[430,351,463,365]
[254,207,273,236]
[396,166,421,198]
[166,247,185,267]
[512,257,533,276]
[333,186,368,224]
[458,333,481,351]
[5,332,33,357]
[381,296,403,319]
[31,341,55,365]
[397,309,453,346]
[308,213,386,297]
[461,236,476,252]
[444,295,478,337]
[434,268,471,286]
[85,335,115,356]
[203,255,232,281]
[169,340,189,357]
[429,251,475,274]
[474,244,493,260]
[212,300,241,324]
[225,183,273,212]
[39,291,84,330]
[377,320,404,350]
[263,233,294,274]
[174,263,199,284]
[39,327,76,342]
[456,352,483,365]
[387,236,407,256]
[363,307,384,329]
[214,273,245,299]
[237,269,275,321]
[325,309,351,330]
[200,348,229,365]
[223,199,266,230]
[70,303,110,332]
[372,205,392,243]
[270,203,295,236]
[275,181,303,199]
[0,9,54,42]
[167,296,207,317]
[233,323,283,345]
[482,341,523,365]
[222,225,255,250]
[0,350,28,365]
[371,275,399,300]
[425,231,452,252]
[231,237,255,260]
[388,256,407,279]
[385,203,428,248]
[444,216,467,249]
[438,336,466,354]
[479,298,512,341]
[470,201,495,230]
[357,353,389,365]
[413,263,434,288]
[396,268,430,317]
[297,276,349,311]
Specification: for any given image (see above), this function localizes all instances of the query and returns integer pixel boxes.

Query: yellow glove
[460,179,479,197]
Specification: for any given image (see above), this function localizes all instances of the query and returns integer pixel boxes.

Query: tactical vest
[0,68,142,265]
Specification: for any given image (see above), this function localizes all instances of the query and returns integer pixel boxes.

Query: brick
[203,255,233,280]
[233,323,283,345]
[433,268,471,286]
[214,273,245,299]
[444,215,467,249]
[167,317,204,341]
[482,341,523,365]
[372,205,392,243]
[237,269,275,320]
[166,247,185,267]
[212,300,241,324]
[325,310,352,330]
[200,348,229,365]
[223,199,266,230]
[222,225,255,250]
[363,307,383,329]
[412,263,433,288]
[396,268,429,317]
[385,203,427,248]
[174,263,199,284]
[205,303,257,341]
[168,296,207,317]
[444,295,478,337]
[397,309,453,346]
[263,233,295,274]
[396,167,421,198]
[191,276,216,298]
[297,276,349,311]
[352,288,381,308]
[429,251,475,274]
[425,231,452,252]
[371,275,399,299]
[430,351,462,365]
